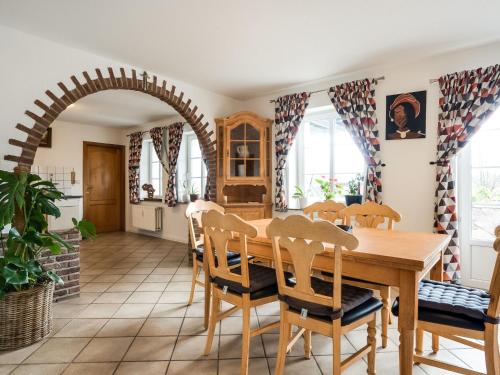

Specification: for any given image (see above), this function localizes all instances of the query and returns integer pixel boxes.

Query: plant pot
[345,194,363,206]
[0,281,54,350]
[297,197,308,209]
[189,194,199,202]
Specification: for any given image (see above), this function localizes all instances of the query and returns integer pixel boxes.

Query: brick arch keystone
[5,67,217,200]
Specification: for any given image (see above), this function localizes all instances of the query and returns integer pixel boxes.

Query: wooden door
[83,142,125,233]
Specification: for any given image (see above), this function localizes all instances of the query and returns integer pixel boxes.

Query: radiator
[131,205,163,231]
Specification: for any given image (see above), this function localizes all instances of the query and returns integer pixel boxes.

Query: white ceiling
[1,0,500,101]
[58,90,176,127]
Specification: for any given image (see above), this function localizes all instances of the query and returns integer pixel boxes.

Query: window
[177,131,207,200]
[139,139,163,199]
[287,106,365,207]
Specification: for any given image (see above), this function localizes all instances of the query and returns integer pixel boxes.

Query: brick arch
[5,67,217,200]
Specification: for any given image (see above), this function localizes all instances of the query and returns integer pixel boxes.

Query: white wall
[33,120,124,195]
[238,41,500,233]
[0,25,239,171]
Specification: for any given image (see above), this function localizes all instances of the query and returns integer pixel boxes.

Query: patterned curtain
[149,126,168,171]
[165,122,184,207]
[274,92,310,211]
[435,64,500,282]
[128,131,143,204]
[328,78,382,203]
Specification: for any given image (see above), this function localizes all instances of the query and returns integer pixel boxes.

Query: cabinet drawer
[225,207,264,221]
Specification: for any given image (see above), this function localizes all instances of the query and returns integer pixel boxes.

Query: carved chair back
[185,200,224,249]
[303,200,347,222]
[339,201,401,230]
[267,215,358,311]
[202,210,257,290]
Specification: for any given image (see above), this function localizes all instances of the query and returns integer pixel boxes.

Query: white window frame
[286,107,365,208]
[140,139,163,200]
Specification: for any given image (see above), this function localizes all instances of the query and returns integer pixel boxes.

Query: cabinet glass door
[229,123,261,178]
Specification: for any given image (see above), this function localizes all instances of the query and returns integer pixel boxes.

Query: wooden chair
[336,200,402,348]
[303,200,346,222]
[267,215,382,375]
[202,210,283,375]
[185,200,242,306]
[392,225,500,375]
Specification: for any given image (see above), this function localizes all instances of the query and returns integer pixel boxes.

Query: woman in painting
[387,93,426,140]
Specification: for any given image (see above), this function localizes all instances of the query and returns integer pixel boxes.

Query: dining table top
[245,218,451,272]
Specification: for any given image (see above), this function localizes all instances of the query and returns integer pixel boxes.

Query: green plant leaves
[2,264,28,285]
[46,270,63,285]
[73,219,97,240]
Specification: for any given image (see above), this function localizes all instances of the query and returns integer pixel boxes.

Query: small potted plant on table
[188,184,199,202]
[0,169,96,350]
[345,174,364,206]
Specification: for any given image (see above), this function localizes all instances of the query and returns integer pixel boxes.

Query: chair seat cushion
[212,263,291,300]
[194,247,252,267]
[391,279,499,331]
[281,277,382,325]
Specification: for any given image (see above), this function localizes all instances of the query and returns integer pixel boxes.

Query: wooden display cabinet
[215,111,273,220]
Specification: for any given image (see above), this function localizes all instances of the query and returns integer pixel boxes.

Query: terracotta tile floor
[0,232,488,374]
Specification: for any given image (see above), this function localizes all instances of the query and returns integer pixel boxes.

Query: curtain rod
[269,76,385,103]
[125,122,187,137]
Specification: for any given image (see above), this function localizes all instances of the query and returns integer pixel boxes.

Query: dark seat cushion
[391,279,498,331]
[212,263,292,300]
[281,277,382,325]
[194,247,252,267]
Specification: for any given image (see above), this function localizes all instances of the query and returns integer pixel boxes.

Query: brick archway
[5,67,216,200]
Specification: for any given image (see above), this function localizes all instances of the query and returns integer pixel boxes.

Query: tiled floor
[0,232,489,374]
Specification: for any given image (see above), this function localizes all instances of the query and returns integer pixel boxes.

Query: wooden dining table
[202,218,451,375]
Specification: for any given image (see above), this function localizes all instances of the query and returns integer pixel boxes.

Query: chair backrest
[267,215,359,311]
[487,225,500,319]
[303,200,346,222]
[202,210,257,289]
[338,200,401,230]
[185,200,225,249]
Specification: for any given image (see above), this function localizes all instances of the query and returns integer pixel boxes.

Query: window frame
[185,132,206,197]
[140,138,164,200]
[286,107,366,208]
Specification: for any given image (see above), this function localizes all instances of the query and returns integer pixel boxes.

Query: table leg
[398,270,418,375]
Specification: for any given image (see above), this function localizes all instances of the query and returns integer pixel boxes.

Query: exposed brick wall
[0,229,81,302]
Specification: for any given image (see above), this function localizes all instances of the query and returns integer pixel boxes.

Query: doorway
[83,141,125,233]
[458,109,500,288]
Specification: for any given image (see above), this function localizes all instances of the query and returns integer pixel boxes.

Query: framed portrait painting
[386,90,426,140]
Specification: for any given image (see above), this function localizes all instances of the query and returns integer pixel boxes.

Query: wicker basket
[0,282,54,350]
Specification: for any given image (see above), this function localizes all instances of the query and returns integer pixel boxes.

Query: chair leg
[275,303,289,375]
[332,320,341,375]
[303,329,312,359]
[415,328,424,356]
[380,286,390,348]
[484,323,500,375]
[431,334,439,354]
[367,317,377,375]
[203,285,218,356]
[188,257,199,306]
[241,296,251,375]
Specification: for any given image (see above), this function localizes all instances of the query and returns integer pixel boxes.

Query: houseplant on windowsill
[345,174,364,206]
[0,169,96,350]
[315,176,343,202]
[188,184,199,202]
[292,185,308,209]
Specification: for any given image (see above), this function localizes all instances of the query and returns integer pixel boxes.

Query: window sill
[141,198,163,202]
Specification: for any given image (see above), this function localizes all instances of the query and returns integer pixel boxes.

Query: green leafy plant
[346,174,364,195]
[0,170,96,298]
[292,185,306,199]
[188,184,199,195]
[315,177,343,201]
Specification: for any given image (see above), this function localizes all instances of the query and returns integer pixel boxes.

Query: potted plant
[345,174,364,206]
[188,184,199,202]
[0,169,96,350]
[292,185,308,209]
[315,176,343,201]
